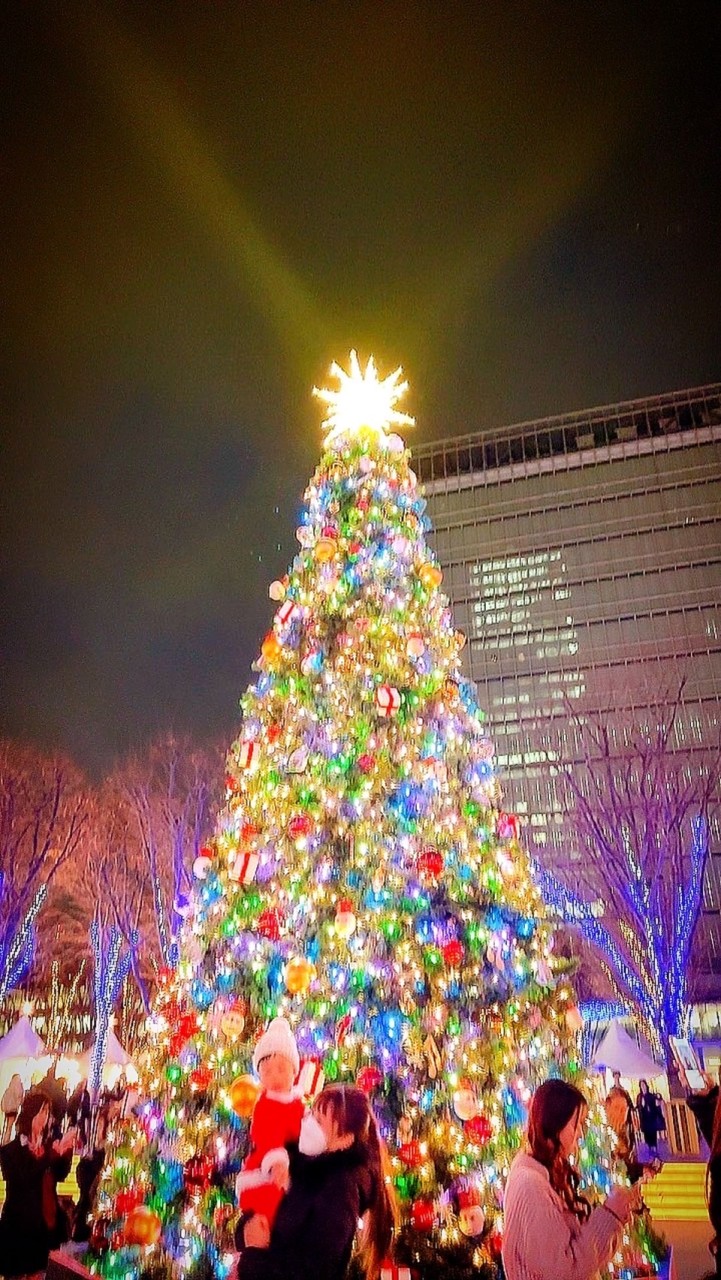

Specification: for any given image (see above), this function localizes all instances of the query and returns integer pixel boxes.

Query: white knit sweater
[502,1152,623,1280]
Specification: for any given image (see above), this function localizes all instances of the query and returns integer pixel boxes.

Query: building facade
[415,383,721,998]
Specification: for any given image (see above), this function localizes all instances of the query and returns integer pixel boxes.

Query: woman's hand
[244,1214,271,1249]
[605,1183,643,1223]
[54,1127,77,1156]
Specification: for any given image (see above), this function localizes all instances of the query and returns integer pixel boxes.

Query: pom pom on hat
[252,1016,300,1075]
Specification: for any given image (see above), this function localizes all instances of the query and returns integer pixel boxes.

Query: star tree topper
[313,349,415,447]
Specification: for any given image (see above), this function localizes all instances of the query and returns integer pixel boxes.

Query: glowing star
[313,349,415,446]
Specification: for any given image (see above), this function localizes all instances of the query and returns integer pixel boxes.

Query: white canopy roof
[0,1015,46,1062]
[592,1019,663,1078]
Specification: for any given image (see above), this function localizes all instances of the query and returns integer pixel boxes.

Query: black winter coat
[236,1143,375,1280]
[0,1136,72,1276]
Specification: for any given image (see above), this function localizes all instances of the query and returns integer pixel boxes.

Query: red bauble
[184,1154,214,1196]
[487,1229,504,1256]
[417,848,444,881]
[410,1199,435,1231]
[288,813,312,839]
[257,907,283,940]
[190,1066,213,1094]
[357,753,376,774]
[398,1140,423,1169]
[442,939,464,967]
[356,1065,383,1094]
[267,722,281,743]
[465,1113,493,1146]
[115,1186,144,1216]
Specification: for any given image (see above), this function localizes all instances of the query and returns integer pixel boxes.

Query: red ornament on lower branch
[410,1199,435,1231]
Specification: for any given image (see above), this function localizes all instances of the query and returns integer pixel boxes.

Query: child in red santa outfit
[236,1017,305,1227]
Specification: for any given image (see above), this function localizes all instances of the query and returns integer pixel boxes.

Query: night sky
[2,1,720,774]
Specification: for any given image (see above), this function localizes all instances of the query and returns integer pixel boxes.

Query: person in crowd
[636,1079,665,1154]
[36,1064,67,1140]
[77,1082,92,1149]
[0,1089,76,1279]
[235,1083,396,1280]
[72,1147,105,1243]
[604,1071,635,1163]
[682,1067,721,1276]
[1,1075,24,1144]
[503,1078,642,1280]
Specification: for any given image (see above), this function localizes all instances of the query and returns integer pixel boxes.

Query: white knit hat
[252,1016,300,1075]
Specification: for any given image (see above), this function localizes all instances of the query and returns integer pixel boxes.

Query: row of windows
[415,390,721,484]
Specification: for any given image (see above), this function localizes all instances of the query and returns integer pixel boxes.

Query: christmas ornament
[410,1199,435,1231]
[229,1074,260,1118]
[452,1083,478,1122]
[261,631,282,663]
[238,739,260,772]
[334,898,357,939]
[465,1113,493,1146]
[375,684,401,717]
[399,1140,423,1168]
[229,850,259,884]
[497,811,520,840]
[417,848,444,881]
[380,1266,412,1280]
[285,955,315,994]
[268,578,287,601]
[296,1057,325,1100]
[275,599,301,629]
[189,1066,213,1094]
[314,535,337,563]
[220,999,247,1039]
[183,1154,214,1197]
[123,1206,162,1247]
[193,848,214,880]
[442,939,464,967]
[565,1005,584,1033]
[406,631,425,658]
[356,1064,383,1093]
[288,813,312,839]
[419,562,443,589]
[457,1188,485,1237]
[257,907,283,940]
[288,745,309,773]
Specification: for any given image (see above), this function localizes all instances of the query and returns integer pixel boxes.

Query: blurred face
[558,1104,586,1158]
[31,1103,50,1144]
[258,1053,295,1094]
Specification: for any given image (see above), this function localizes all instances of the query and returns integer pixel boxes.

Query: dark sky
[2,1,720,774]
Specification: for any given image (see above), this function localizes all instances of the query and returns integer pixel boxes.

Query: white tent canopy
[592,1019,663,1078]
[0,1015,46,1063]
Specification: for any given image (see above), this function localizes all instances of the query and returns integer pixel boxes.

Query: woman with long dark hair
[0,1089,76,1279]
[236,1083,396,1280]
[503,1079,642,1280]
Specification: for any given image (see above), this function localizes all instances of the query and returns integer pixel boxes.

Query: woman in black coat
[0,1089,75,1279]
[636,1079,664,1152]
[236,1085,396,1280]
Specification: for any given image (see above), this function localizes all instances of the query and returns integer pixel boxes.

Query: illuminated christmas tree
[90,354,663,1280]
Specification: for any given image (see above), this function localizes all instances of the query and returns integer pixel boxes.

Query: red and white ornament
[275,599,301,630]
[380,1266,412,1280]
[496,811,520,841]
[296,1057,325,1101]
[334,899,357,939]
[193,850,214,880]
[237,740,260,772]
[229,850,259,884]
[375,684,401,717]
[406,632,425,659]
[457,1188,485,1237]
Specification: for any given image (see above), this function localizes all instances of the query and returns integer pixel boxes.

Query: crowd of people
[0,1063,137,1279]
[0,1055,717,1280]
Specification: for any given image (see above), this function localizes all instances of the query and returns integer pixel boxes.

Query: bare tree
[535,684,720,1068]
[0,741,89,997]
[119,735,221,970]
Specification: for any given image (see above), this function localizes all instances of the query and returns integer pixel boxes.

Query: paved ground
[657,1219,714,1280]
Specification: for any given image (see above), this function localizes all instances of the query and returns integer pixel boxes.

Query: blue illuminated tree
[0,741,88,996]
[89,911,132,1098]
[536,686,720,1075]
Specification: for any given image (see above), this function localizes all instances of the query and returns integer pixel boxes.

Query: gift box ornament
[229,851,259,884]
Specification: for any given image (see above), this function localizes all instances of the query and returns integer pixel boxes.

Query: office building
[415,383,721,997]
